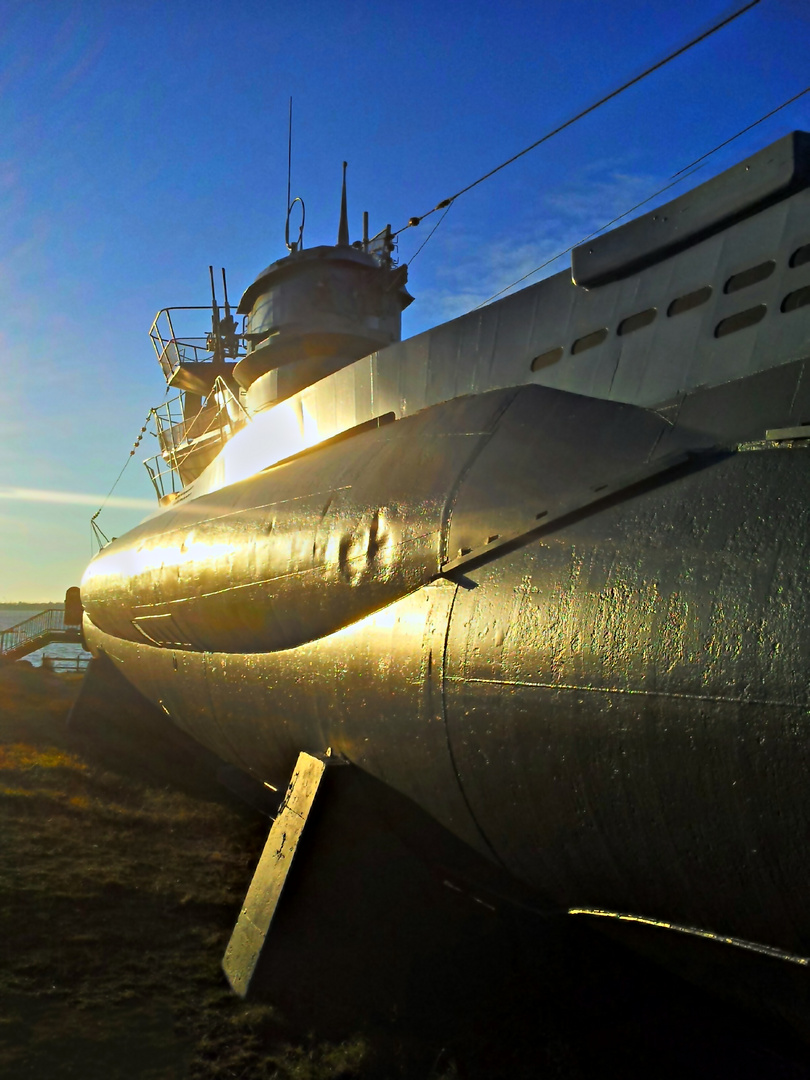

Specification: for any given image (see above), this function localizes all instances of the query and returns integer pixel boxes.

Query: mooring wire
[390,0,762,240]
[472,84,810,310]
[671,84,809,176]
[90,410,154,552]
[471,166,705,310]
[404,199,455,264]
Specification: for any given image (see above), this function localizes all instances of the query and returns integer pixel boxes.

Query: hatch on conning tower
[235,163,414,414]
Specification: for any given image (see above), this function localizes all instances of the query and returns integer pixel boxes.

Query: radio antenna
[284,96,305,252]
[286,96,293,225]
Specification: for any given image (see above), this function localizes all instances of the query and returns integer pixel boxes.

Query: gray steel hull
[84,439,810,957]
[80,132,810,981]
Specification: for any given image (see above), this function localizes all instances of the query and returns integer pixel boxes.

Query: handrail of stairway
[0,609,67,656]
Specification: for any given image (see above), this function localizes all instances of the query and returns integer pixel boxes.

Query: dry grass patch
[0,663,380,1079]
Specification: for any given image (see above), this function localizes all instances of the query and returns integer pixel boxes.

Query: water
[0,608,91,671]
[0,610,43,632]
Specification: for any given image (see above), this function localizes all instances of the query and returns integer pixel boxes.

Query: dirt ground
[1,659,808,1079]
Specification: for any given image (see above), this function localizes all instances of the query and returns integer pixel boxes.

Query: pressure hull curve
[82,390,810,960]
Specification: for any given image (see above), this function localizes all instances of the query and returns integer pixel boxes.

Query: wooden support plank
[222,750,332,997]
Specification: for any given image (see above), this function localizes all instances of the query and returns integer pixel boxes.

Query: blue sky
[0,0,808,600]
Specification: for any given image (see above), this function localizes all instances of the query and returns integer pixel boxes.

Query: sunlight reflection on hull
[82,535,241,584]
[206,395,323,492]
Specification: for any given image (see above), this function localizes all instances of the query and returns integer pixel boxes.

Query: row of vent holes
[722,242,810,291]
[709,285,810,337]
[531,242,810,370]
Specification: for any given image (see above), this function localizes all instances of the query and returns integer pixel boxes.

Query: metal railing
[0,609,69,657]
[149,307,246,382]
[144,377,249,500]
[42,653,91,674]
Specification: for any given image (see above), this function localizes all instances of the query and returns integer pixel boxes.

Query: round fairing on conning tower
[234,245,413,394]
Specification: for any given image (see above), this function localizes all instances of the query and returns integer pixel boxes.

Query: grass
[0,661,373,1079]
[1,658,809,1079]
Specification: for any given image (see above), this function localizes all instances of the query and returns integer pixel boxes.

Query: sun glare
[0,487,155,511]
[83,535,240,583]
[219,396,324,489]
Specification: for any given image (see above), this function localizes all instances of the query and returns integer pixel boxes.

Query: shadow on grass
[1,658,809,1079]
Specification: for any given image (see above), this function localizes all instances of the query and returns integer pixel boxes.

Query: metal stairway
[0,610,83,661]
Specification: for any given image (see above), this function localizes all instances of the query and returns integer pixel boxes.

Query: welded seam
[438,389,520,565]
[447,675,804,710]
[568,908,810,966]
[439,584,511,869]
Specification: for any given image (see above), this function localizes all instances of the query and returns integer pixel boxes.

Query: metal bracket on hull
[223,750,341,997]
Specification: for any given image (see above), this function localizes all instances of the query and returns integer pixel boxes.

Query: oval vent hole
[789,244,810,269]
[724,260,775,294]
[714,305,767,338]
[668,286,712,317]
[531,346,563,371]
[571,328,608,355]
[781,286,810,314]
[617,308,656,336]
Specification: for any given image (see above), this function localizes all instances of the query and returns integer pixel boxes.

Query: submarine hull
[83,438,810,958]
[79,134,810,1017]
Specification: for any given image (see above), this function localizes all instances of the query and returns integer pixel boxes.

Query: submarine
[78,133,810,1019]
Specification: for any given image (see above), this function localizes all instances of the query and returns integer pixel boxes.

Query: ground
[0,659,808,1079]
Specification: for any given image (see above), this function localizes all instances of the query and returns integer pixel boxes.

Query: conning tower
[235,163,414,414]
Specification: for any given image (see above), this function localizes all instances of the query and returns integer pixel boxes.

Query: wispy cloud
[407,167,665,328]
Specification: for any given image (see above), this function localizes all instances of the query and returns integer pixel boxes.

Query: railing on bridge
[149,306,245,384]
[0,609,81,660]
[42,653,91,674]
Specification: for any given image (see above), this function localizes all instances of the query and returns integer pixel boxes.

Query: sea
[0,608,92,672]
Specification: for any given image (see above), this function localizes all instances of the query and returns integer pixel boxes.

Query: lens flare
[0,487,155,510]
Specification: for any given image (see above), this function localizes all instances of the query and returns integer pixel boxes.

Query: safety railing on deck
[144,377,249,500]
[150,307,245,382]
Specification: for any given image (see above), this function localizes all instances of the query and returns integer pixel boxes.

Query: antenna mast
[337,161,349,246]
[284,97,305,252]
[286,96,292,224]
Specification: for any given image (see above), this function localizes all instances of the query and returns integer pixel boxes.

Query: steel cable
[472,84,809,309]
[391,0,762,240]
